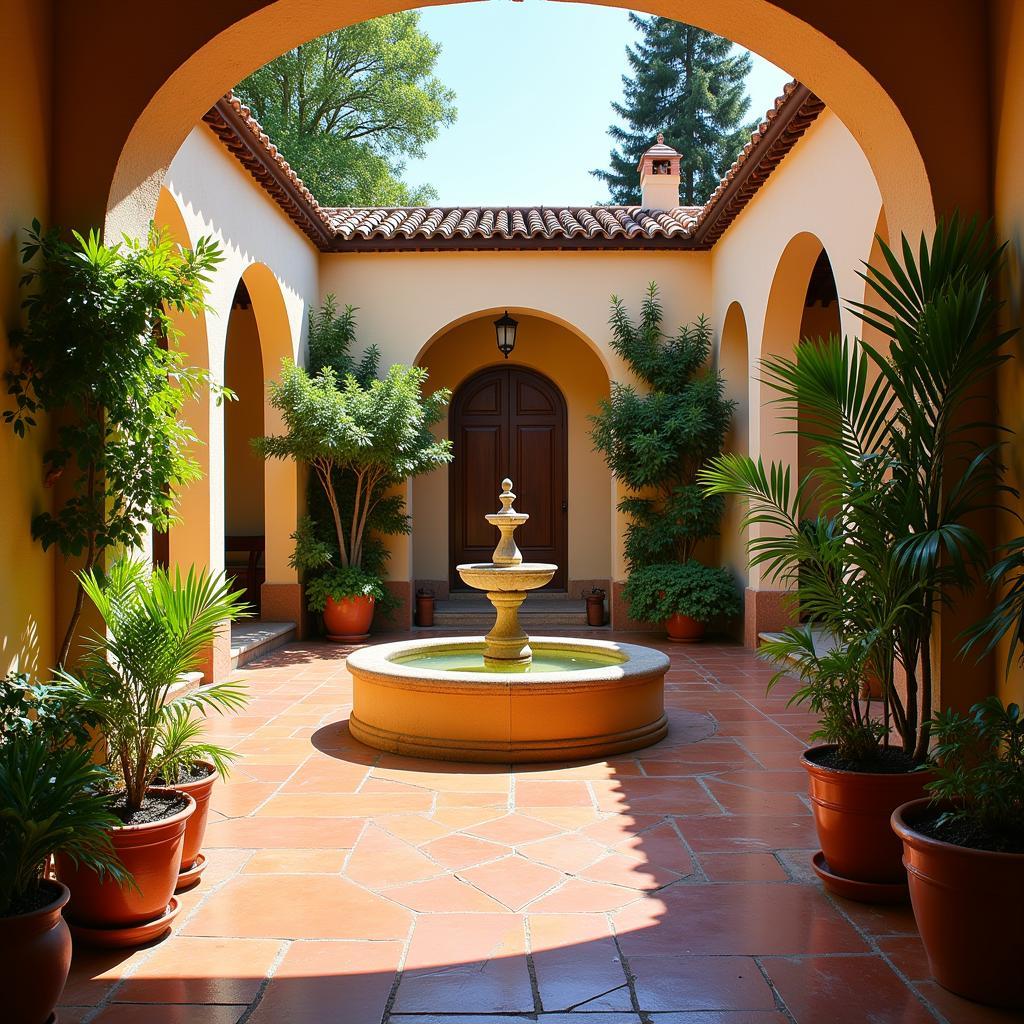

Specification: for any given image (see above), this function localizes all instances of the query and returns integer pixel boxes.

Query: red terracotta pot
[416,591,434,627]
[0,880,71,1024]
[168,761,216,872]
[665,613,705,642]
[585,593,606,627]
[323,594,375,640]
[892,799,1024,1008]
[802,745,932,889]
[56,788,194,932]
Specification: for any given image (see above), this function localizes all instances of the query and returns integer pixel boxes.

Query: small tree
[4,222,225,665]
[255,299,452,604]
[590,283,734,571]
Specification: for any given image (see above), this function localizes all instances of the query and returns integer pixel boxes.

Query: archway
[449,365,568,591]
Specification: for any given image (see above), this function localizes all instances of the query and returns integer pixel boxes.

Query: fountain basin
[347,635,669,763]
[455,562,557,591]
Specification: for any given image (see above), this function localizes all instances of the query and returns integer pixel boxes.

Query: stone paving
[58,634,1018,1024]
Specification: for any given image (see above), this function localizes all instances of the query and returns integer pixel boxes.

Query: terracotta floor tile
[518,832,606,872]
[514,780,594,807]
[113,937,283,1003]
[914,981,1024,1023]
[579,813,666,845]
[201,816,364,849]
[435,789,508,807]
[591,777,719,815]
[390,1016,643,1024]
[344,824,441,887]
[395,914,533,1013]
[611,820,695,873]
[421,833,510,869]
[831,894,920,936]
[704,779,810,817]
[629,955,776,1011]
[60,946,148,1006]
[258,791,434,816]
[382,814,454,845]
[678,815,819,853]
[698,852,789,882]
[527,878,641,913]
[580,851,684,890]
[182,873,412,939]
[458,854,565,910]
[385,873,509,913]
[242,848,348,873]
[431,807,505,829]
[277,760,370,792]
[466,812,564,845]
[614,884,867,956]
[209,781,279,816]
[89,1007,247,1023]
[247,939,402,1024]
[519,806,603,828]
[876,935,932,981]
[766,955,935,1023]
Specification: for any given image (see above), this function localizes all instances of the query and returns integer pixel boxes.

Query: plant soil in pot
[166,761,217,890]
[666,613,704,642]
[803,744,931,900]
[0,880,72,1024]
[56,788,194,941]
[324,594,375,641]
[893,798,1023,1008]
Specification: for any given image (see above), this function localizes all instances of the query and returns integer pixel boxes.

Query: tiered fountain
[347,479,669,762]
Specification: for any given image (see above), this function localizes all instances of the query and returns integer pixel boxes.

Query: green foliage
[153,704,239,787]
[4,221,226,665]
[307,296,380,383]
[593,17,754,204]
[622,561,739,623]
[52,560,250,813]
[0,674,129,915]
[590,284,733,568]
[927,697,1024,848]
[305,566,387,613]
[235,14,456,206]
[700,214,1016,763]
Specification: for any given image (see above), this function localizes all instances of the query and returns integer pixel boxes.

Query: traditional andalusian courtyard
[54,633,1011,1024]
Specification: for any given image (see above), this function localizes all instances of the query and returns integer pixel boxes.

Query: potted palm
[623,562,739,640]
[700,215,1014,900]
[255,299,451,640]
[53,560,248,945]
[0,674,129,1023]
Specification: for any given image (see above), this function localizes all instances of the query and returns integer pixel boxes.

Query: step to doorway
[231,621,296,669]
[432,598,590,628]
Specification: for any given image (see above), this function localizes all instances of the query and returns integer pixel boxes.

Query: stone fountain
[347,479,669,762]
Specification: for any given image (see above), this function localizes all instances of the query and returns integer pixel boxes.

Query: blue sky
[402,2,791,206]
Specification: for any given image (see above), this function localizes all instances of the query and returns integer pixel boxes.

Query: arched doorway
[449,365,568,591]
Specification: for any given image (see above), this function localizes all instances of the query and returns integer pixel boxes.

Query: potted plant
[53,560,248,945]
[583,586,606,627]
[153,704,241,891]
[255,298,451,641]
[622,562,739,640]
[892,697,1023,1007]
[0,673,129,1023]
[589,283,737,636]
[699,215,1014,900]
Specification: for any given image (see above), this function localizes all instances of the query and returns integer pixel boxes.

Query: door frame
[448,363,569,591]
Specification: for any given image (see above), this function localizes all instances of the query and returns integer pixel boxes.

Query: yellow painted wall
[0,0,54,675]
[224,304,266,537]
[412,315,610,587]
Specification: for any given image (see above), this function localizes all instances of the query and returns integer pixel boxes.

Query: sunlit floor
[59,633,1010,1024]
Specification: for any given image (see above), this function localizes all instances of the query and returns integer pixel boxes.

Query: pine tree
[594,17,755,206]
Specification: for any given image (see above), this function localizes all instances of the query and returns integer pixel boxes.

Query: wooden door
[450,366,568,590]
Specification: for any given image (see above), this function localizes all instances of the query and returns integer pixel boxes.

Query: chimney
[638,133,681,209]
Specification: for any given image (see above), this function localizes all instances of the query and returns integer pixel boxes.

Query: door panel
[450,366,567,590]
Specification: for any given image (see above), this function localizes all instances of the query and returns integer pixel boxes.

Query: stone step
[432,599,590,627]
[231,621,296,669]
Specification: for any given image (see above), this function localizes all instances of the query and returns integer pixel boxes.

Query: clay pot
[56,788,194,933]
[168,761,216,873]
[585,592,606,627]
[0,880,71,1024]
[665,613,705,642]
[892,799,1024,1008]
[803,746,931,893]
[323,594,375,640]
[416,590,435,627]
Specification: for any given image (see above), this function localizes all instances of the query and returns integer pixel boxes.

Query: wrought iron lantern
[493,310,518,359]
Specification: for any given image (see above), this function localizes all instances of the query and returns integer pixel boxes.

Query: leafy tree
[235,14,457,206]
[590,283,734,571]
[3,222,226,666]
[594,17,754,205]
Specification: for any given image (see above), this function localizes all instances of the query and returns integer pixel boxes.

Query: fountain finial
[498,478,516,513]
[486,478,529,566]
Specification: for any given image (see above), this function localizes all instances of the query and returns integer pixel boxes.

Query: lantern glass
[494,310,518,359]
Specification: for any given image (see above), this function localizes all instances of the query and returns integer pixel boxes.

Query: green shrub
[622,561,739,623]
[305,566,387,613]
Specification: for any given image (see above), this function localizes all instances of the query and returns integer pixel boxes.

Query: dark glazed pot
[0,880,72,1024]
[323,594,375,640]
[56,788,194,933]
[802,745,931,889]
[892,798,1024,1009]
[666,613,705,642]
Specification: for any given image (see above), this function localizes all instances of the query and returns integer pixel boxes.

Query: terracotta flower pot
[168,761,216,884]
[802,745,931,896]
[56,788,194,933]
[892,799,1024,1008]
[323,594,375,640]
[416,591,434,627]
[0,880,71,1024]
[665,613,705,642]
[585,593,606,627]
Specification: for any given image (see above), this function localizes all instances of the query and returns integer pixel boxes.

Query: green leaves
[622,561,739,623]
